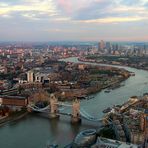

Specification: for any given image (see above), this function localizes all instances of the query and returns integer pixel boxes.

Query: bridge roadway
[28,103,104,123]
[1,86,106,123]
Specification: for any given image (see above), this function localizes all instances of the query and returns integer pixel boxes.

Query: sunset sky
[0,0,148,42]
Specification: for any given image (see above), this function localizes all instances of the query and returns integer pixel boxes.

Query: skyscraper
[98,40,106,51]
[106,42,112,53]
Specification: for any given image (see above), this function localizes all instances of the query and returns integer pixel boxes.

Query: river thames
[0,57,148,148]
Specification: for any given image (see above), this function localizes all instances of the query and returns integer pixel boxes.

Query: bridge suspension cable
[27,105,50,112]
[80,108,102,122]
[28,102,103,123]
[28,104,66,112]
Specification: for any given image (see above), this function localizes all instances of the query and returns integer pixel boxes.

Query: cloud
[56,0,72,14]
[72,0,114,20]
[0,0,148,23]
[144,2,148,7]
[0,0,148,41]
[0,0,57,19]
[120,0,141,6]
[54,0,148,23]
[79,16,147,23]
[55,0,90,14]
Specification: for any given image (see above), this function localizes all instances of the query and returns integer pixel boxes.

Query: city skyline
[0,0,148,42]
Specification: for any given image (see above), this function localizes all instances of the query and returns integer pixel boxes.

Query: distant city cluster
[96,40,148,56]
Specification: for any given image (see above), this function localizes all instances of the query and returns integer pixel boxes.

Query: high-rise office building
[106,42,111,49]
[106,42,112,53]
[112,44,119,51]
[98,40,106,51]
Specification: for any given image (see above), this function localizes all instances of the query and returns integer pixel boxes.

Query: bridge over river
[1,57,148,148]
[28,94,104,124]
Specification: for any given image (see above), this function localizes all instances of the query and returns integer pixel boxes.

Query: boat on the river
[77,95,87,99]
[77,95,94,100]
[46,144,58,148]
[103,107,111,113]
[104,90,111,93]
[120,84,125,87]
[110,83,121,90]
[130,72,135,76]
[86,95,94,100]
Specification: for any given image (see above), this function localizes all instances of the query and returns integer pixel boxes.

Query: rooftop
[144,109,148,114]
[0,95,27,100]
[96,137,138,148]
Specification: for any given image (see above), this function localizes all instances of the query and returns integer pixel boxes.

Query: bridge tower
[49,94,59,119]
[71,99,81,123]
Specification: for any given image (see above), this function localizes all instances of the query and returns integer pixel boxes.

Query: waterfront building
[92,137,138,148]
[112,120,126,142]
[123,110,145,146]
[0,95,28,111]
[107,95,148,147]
[120,97,139,113]
[142,109,148,147]
[27,70,34,83]
[35,72,49,83]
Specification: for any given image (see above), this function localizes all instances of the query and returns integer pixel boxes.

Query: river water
[0,57,148,148]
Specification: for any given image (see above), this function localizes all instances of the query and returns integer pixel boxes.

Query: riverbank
[0,111,28,127]
[78,56,148,71]
[58,57,130,100]
[55,74,129,100]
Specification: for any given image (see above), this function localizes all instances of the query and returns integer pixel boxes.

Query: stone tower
[49,94,59,118]
[71,99,81,123]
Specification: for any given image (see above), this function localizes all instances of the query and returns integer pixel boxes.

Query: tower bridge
[28,94,104,124]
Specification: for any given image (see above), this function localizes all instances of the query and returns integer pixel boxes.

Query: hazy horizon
[0,0,148,42]
[0,40,148,43]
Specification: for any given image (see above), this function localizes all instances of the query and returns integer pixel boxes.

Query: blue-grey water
[0,57,148,148]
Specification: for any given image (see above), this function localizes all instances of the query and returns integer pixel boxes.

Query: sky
[0,0,148,42]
